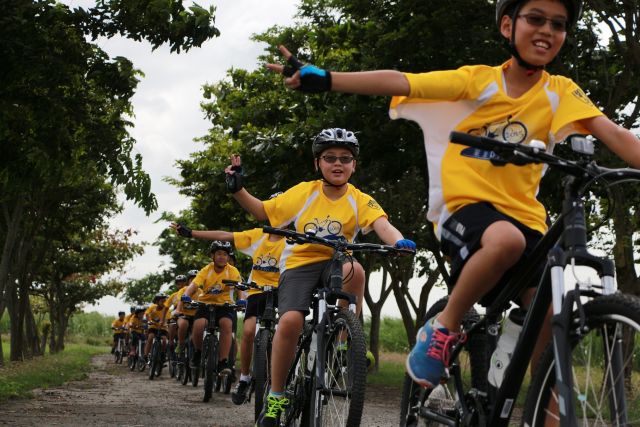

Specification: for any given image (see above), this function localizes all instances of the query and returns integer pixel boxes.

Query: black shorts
[113,332,126,340]
[277,260,332,315]
[245,292,279,319]
[147,328,168,337]
[195,305,235,323]
[440,202,544,306]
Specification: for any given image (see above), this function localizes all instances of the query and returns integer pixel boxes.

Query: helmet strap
[508,5,545,74]
[315,158,348,188]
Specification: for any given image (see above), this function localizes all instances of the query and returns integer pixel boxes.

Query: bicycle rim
[204,336,219,401]
[317,309,367,427]
[523,294,640,426]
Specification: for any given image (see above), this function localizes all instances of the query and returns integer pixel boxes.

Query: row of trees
[146,0,639,369]
[0,0,221,364]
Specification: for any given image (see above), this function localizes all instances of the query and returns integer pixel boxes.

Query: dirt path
[0,354,402,426]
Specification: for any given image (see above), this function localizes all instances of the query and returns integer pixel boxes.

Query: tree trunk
[368,305,382,372]
[25,302,42,357]
[611,190,639,297]
[0,200,25,310]
[0,330,4,366]
[8,286,23,361]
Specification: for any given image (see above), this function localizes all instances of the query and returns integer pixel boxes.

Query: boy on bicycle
[111,311,127,354]
[266,0,640,390]
[179,240,242,374]
[171,221,286,405]
[225,128,415,426]
[163,274,189,354]
[144,294,170,363]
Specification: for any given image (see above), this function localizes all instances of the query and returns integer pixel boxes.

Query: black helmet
[134,305,146,313]
[152,293,168,304]
[312,128,359,158]
[175,274,187,283]
[118,311,126,316]
[130,305,136,313]
[496,0,582,29]
[187,269,199,278]
[209,240,232,255]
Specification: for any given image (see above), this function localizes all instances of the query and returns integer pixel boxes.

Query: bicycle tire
[311,309,367,427]
[399,297,488,426]
[183,343,192,385]
[522,293,640,426]
[148,338,161,380]
[281,321,314,427]
[203,335,219,402]
[168,346,177,378]
[253,328,272,421]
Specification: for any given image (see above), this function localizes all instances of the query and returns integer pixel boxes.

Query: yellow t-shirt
[128,315,145,333]
[390,60,603,235]
[262,180,387,269]
[165,286,188,313]
[171,286,199,316]
[192,263,242,304]
[111,318,127,332]
[144,304,169,331]
[233,228,285,295]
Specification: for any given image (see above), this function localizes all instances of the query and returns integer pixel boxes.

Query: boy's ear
[500,14,513,40]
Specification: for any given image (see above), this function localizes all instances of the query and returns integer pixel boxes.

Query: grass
[0,343,108,401]
[367,352,406,388]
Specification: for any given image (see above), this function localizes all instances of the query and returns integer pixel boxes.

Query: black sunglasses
[321,155,355,164]
[518,13,567,32]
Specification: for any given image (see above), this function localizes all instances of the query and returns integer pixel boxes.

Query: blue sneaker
[406,317,464,388]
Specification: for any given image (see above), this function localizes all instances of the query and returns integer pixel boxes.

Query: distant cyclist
[111,311,127,354]
[144,294,169,363]
[179,241,242,374]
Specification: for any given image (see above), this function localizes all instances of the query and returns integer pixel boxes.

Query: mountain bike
[112,328,126,364]
[167,319,178,378]
[216,305,243,395]
[147,328,166,380]
[189,298,245,403]
[400,131,640,427]
[262,225,413,427]
[224,280,279,420]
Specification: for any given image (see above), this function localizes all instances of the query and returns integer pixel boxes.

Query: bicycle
[167,319,178,378]
[400,131,640,427]
[147,328,166,380]
[262,225,412,427]
[112,327,126,364]
[216,304,244,395]
[189,297,245,403]
[223,280,279,421]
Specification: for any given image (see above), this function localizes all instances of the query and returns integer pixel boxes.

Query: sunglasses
[518,13,567,32]
[321,155,355,164]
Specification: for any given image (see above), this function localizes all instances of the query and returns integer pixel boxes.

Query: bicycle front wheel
[203,335,219,402]
[522,293,640,426]
[148,339,161,380]
[253,328,272,421]
[312,309,367,427]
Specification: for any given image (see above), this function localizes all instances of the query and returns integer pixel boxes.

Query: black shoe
[231,380,250,405]
[257,395,289,427]
[218,359,232,376]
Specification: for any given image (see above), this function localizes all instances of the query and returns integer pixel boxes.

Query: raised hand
[266,45,331,93]
[224,154,244,193]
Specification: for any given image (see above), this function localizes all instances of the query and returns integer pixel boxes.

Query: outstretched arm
[170,223,235,241]
[266,45,410,97]
[581,115,640,168]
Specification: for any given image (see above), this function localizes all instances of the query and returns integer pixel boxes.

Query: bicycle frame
[435,132,640,427]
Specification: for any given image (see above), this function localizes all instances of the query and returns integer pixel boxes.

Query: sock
[268,391,284,398]
[240,374,251,382]
[432,317,447,331]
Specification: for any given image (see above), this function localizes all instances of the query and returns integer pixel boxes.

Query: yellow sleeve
[551,78,603,138]
[233,228,263,256]
[355,189,387,234]
[263,182,309,227]
[405,66,473,101]
[192,266,208,288]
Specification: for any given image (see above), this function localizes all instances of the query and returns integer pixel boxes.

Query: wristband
[176,223,192,238]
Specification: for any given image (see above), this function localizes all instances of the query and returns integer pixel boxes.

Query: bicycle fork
[547,185,627,426]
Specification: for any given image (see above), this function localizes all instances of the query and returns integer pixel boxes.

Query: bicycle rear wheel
[522,293,640,426]
[310,309,367,427]
[148,339,161,380]
[253,328,272,421]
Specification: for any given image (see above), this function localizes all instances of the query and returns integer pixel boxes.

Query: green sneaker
[257,395,289,427]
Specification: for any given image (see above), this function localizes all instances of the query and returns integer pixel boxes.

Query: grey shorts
[277,260,332,315]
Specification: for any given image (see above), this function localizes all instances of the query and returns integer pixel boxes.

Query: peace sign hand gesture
[266,45,332,93]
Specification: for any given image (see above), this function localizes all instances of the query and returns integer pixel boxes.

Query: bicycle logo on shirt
[253,253,279,273]
[468,115,528,144]
[303,216,343,240]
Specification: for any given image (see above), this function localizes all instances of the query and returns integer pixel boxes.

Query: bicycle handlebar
[263,226,413,255]
[449,131,640,185]
[222,279,277,292]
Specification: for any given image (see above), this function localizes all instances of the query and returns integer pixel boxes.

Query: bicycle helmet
[187,269,199,278]
[152,294,168,304]
[175,274,187,283]
[129,305,136,313]
[312,128,359,158]
[496,0,582,72]
[135,305,146,313]
[118,311,125,316]
[208,240,232,255]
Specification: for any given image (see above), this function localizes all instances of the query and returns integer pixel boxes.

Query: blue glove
[236,299,247,307]
[394,239,416,251]
[180,295,192,303]
[282,55,331,93]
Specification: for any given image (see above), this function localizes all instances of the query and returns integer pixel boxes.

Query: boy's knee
[484,221,526,258]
